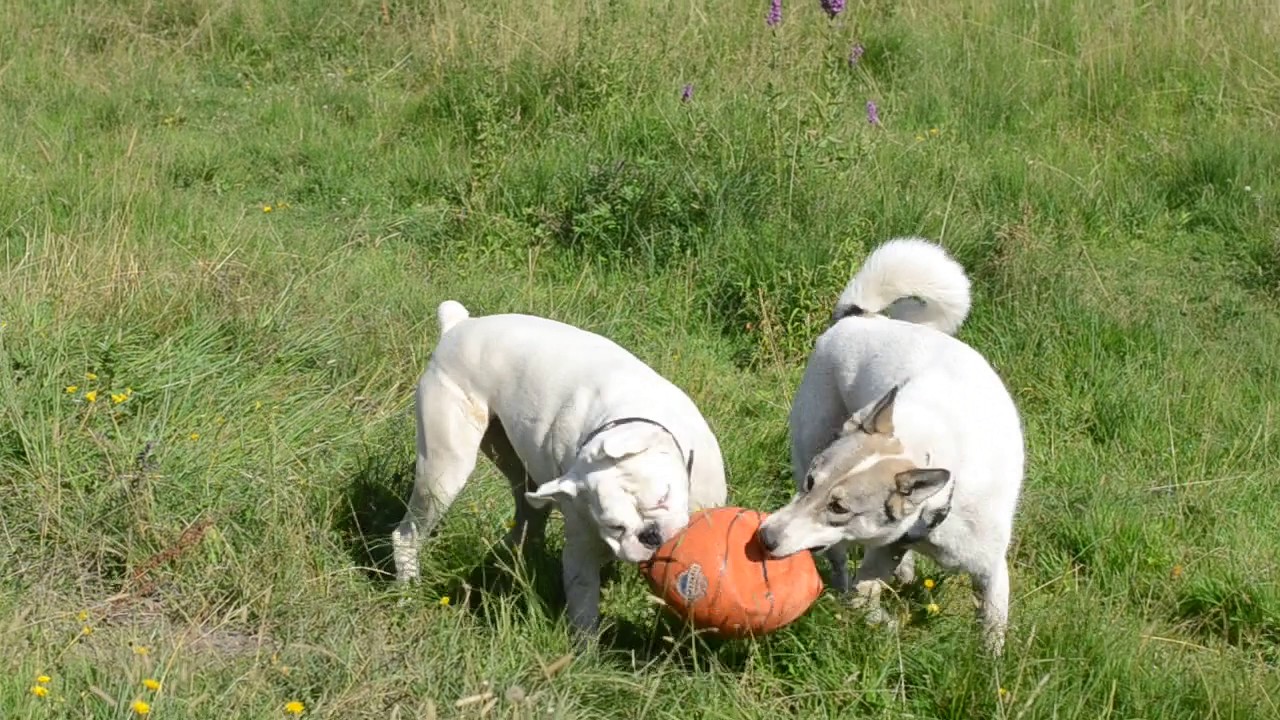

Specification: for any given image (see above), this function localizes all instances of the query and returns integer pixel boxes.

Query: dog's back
[425,301,727,505]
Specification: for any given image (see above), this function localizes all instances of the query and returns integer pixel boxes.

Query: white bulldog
[757,238,1026,654]
[391,300,727,633]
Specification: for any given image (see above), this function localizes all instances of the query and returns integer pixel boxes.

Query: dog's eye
[827,499,850,515]
[804,473,816,492]
[606,524,627,536]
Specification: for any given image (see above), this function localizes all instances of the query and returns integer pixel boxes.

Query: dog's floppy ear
[886,468,950,519]
[595,423,666,461]
[525,477,579,509]
[842,385,901,436]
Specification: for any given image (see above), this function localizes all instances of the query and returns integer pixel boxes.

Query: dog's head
[757,386,952,557]
[524,423,690,563]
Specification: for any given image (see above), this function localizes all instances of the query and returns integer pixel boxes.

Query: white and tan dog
[757,238,1025,653]
[391,301,726,633]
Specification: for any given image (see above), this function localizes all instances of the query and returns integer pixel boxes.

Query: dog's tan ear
[863,386,900,435]
[843,385,901,436]
[886,468,950,519]
[525,477,578,509]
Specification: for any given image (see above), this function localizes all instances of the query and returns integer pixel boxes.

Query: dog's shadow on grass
[336,454,764,670]
[336,453,571,617]
[338,453,413,582]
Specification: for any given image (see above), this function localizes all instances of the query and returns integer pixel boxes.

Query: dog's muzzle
[638,525,663,550]
[757,525,781,554]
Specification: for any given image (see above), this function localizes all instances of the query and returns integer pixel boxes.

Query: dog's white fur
[391,301,726,632]
[757,238,1025,653]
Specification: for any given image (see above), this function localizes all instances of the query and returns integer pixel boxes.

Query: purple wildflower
[681,84,694,103]
[848,42,865,66]
[821,0,845,18]
[766,0,782,27]
[866,100,881,126]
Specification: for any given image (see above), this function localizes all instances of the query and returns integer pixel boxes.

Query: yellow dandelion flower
[65,385,79,394]
[81,625,94,635]
[189,432,200,441]
[85,372,98,381]
[439,596,451,607]
[131,699,151,715]
[133,645,150,656]
[926,603,940,615]
[84,390,98,403]
[263,205,273,213]
[112,392,130,404]
[31,685,49,697]
[36,675,52,684]
[923,578,936,590]
[1171,564,1184,579]
[999,687,1010,700]
[77,610,89,622]
[285,700,305,715]
[930,127,940,135]
[142,678,161,691]
[915,135,925,142]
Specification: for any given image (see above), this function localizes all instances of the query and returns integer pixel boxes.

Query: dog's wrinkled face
[758,386,951,558]
[525,424,690,563]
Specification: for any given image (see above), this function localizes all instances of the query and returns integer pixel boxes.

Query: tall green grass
[2,0,1278,717]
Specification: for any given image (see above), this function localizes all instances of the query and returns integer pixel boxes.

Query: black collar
[577,417,695,475]
[887,482,955,550]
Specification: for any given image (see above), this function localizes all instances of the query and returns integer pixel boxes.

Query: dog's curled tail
[436,300,470,334]
[832,237,971,335]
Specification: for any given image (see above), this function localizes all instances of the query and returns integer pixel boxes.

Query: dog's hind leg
[480,419,550,552]
[391,374,487,583]
[972,556,1010,655]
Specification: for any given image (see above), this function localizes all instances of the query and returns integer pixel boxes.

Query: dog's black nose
[757,525,779,552]
[638,525,663,549]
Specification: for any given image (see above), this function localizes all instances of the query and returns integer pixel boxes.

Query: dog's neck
[577,416,695,476]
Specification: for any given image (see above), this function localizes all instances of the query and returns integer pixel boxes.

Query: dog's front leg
[560,517,609,637]
[847,545,903,629]
[825,543,851,593]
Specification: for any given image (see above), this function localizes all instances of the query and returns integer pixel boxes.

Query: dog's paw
[862,606,899,631]
[896,556,916,584]
[845,592,872,610]
[983,625,1007,656]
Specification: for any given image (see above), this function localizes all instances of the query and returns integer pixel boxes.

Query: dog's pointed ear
[886,468,950,520]
[842,385,901,436]
[596,423,666,461]
[896,466,947,499]
[862,386,901,435]
[525,477,579,509]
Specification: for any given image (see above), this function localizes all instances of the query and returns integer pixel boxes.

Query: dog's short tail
[832,237,971,335]
[436,300,470,334]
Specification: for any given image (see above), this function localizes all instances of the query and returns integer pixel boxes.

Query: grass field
[3,0,1279,717]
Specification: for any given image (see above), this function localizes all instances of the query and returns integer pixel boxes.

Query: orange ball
[640,507,824,638]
